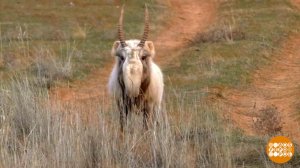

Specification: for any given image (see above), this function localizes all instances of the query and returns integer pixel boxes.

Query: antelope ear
[111,41,120,56]
[145,41,155,58]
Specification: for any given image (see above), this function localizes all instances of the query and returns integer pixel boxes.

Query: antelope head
[111,5,155,97]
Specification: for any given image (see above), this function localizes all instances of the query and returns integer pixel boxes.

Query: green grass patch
[0,0,166,82]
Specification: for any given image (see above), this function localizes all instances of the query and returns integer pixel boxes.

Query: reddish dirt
[215,1,300,145]
[154,0,217,64]
[50,0,218,111]
[293,0,300,8]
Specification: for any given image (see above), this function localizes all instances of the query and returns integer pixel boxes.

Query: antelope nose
[129,59,137,64]
[130,68,136,74]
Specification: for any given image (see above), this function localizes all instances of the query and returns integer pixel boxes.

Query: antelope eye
[116,50,126,61]
[118,55,124,61]
[142,55,149,60]
[141,52,150,60]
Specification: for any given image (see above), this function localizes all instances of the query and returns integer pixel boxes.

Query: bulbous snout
[123,61,143,97]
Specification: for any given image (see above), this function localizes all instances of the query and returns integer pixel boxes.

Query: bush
[33,47,73,88]
[253,105,282,136]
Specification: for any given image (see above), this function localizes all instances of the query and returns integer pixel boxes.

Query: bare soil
[215,1,300,145]
[50,0,218,111]
[293,0,300,8]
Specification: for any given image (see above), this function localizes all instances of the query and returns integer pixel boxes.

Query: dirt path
[293,0,300,8]
[50,0,218,111]
[216,0,300,145]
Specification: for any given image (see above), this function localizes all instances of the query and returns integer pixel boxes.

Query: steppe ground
[0,0,300,167]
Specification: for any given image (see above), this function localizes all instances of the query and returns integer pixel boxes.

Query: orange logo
[266,136,294,164]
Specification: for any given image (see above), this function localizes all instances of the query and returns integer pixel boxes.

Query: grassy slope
[165,0,300,90]
[164,0,300,167]
[1,0,300,167]
[0,0,165,82]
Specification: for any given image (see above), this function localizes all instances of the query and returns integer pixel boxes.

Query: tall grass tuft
[33,44,74,88]
[2,76,298,167]
[0,75,235,167]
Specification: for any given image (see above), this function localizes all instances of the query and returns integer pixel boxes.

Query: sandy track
[293,0,300,8]
[216,0,300,145]
[51,0,218,110]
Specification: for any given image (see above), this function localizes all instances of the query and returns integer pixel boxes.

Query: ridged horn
[138,5,149,48]
[118,5,126,48]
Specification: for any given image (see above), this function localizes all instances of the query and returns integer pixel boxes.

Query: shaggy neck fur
[109,39,163,131]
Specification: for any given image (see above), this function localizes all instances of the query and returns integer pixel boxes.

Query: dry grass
[1,0,300,167]
[1,76,298,167]
[0,76,236,168]
[33,45,74,88]
[192,24,246,44]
